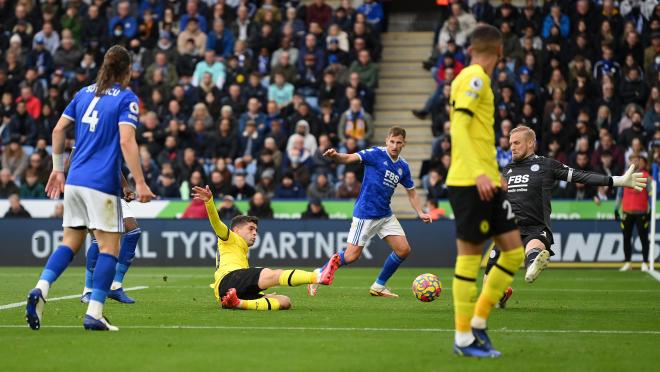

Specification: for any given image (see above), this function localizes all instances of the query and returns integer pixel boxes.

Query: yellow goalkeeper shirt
[204,199,250,301]
[446,64,500,187]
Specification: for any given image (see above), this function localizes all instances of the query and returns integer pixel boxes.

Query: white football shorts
[346,215,405,247]
[63,185,124,233]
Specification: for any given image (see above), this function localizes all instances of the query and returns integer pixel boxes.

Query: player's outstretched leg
[108,227,141,304]
[26,245,75,330]
[308,251,348,296]
[81,239,99,304]
[497,287,513,309]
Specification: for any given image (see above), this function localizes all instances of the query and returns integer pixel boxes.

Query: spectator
[349,50,378,89]
[621,67,649,106]
[239,98,266,133]
[33,21,60,55]
[425,169,448,201]
[337,170,361,199]
[213,118,239,162]
[192,50,225,89]
[0,169,19,198]
[2,138,29,180]
[275,172,306,199]
[146,52,179,90]
[61,4,83,43]
[437,16,468,54]
[180,0,208,33]
[53,31,83,75]
[239,120,263,160]
[231,5,257,43]
[338,98,373,149]
[19,169,46,199]
[308,173,336,199]
[542,4,570,39]
[218,195,242,220]
[181,198,208,218]
[108,1,138,40]
[231,173,256,200]
[301,198,329,219]
[16,86,41,121]
[154,165,181,198]
[24,152,48,186]
[268,72,295,109]
[620,113,647,149]
[82,5,107,50]
[177,17,207,56]
[256,169,277,199]
[7,101,37,146]
[496,135,512,169]
[177,148,206,186]
[248,191,274,219]
[287,120,318,155]
[306,0,333,29]
[207,19,235,59]
[4,194,31,218]
[357,0,385,32]
[210,169,232,198]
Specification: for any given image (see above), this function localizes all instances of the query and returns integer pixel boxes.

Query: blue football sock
[113,228,141,285]
[90,253,118,304]
[39,245,75,284]
[85,239,99,290]
[375,252,405,286]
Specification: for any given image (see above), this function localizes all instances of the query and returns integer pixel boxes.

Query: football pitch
[1,267,659,371]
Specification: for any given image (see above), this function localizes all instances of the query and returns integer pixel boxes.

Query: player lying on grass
[192,185,341,310]
[487,126,647,307]
[81,172,142,304]
[309,126,432,298]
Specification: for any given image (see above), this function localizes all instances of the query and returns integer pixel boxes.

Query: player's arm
[45,116,74,199]
[549,159,646,191]
[323,148,361,164]
[192,185,230,240]
[405,188,432,223]
[120,125,154,203]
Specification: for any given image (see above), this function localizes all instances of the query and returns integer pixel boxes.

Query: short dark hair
[470,25,502,55]
[231,215,259,230]
[388,126,406,139]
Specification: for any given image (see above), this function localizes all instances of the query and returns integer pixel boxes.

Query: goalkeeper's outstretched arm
[549,160,647,191]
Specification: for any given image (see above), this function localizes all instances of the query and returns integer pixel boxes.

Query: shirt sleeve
[547,158,611,186]
[61,91,78,121]
[205,198,230,240]
[356,148,378,166]
[118,93,140,128]
[451,72,486,115]
[400,164,414,189]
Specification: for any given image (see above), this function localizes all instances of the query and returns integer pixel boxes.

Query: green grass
[1,267,659,371]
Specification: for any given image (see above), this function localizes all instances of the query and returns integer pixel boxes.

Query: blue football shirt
[353,147,414,219]
[62,84,139,195]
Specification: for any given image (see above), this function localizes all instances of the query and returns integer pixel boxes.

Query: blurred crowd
[417,0,660,205]
[0,0,386,218]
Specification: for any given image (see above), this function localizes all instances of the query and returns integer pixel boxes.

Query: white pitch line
[0,324,657,335]
[0,286,149,310]
[647,270,660,282]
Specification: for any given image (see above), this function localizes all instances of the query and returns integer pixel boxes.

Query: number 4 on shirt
[82,96,101,132]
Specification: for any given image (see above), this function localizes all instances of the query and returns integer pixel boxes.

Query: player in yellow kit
[446,25,524,357]
[192,185,341,310]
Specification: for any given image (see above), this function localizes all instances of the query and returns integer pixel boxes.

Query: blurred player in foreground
[25,45,154,331]
[446,25,522,358]
[192,185,341,310]
[309,126,432,298]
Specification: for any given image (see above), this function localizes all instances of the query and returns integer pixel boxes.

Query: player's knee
[395,244,411,258]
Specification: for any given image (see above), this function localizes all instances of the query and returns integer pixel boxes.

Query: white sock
[83,287,92,295]
[36,280,50,299]
[471,316,487,330]
[371,282,384,289]
[111,281,122,291]
[455,331,475,347]
[86,300,103,319]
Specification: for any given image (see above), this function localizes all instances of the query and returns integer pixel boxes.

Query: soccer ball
[412,273,442,302]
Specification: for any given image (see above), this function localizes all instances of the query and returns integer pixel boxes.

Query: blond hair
[510,125,536,143]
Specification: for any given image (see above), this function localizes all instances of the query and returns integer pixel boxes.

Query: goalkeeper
[486,126,647,307]
[192,185,341,310]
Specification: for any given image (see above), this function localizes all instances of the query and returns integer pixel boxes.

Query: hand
[192,185,213,203]
[418,212,432,224]
[45,171,65,199]
[614,209,621,222]
[475,174,495,201]
[323,148,338,159]
[135,181,155,203]
[613,164,647,191]
[123,186,136,202]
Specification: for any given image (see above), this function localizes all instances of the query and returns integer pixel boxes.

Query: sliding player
[26,45,154,331]
[191,185,341,310]
[309,126,432,298]
[487,126,647,304]
[446,25,523,358]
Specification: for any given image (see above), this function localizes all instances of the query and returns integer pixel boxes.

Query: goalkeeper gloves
[612,164,647,191]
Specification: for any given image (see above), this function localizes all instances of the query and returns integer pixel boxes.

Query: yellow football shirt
[446,64,500,187]
[203,199,250,301]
